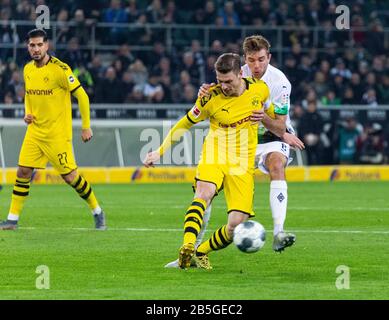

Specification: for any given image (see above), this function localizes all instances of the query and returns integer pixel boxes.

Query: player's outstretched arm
[72,86,92,142]
[143,115,195,168]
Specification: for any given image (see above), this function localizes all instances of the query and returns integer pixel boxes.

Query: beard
[30,52,45,62]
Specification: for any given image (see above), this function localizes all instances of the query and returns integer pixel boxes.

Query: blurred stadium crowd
[0,0,388,164]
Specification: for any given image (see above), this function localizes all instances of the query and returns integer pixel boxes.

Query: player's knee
[195,181,216,202]
[17,166,33,179]
[267,157,286,179]
[195,188,214,202]
[62,170,77,184]
[269,163,284,177]
[227,213,247,236]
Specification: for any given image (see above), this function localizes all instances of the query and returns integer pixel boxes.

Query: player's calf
[65,171,107,230]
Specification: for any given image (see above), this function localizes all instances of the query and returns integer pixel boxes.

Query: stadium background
[0,0,388,182]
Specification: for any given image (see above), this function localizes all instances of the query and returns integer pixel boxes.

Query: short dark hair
[214,53,241,74]
[26,29,48,42]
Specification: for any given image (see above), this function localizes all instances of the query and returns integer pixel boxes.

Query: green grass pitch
[0,181,388,299]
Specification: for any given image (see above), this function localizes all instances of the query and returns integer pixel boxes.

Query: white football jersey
[242,63,295,139]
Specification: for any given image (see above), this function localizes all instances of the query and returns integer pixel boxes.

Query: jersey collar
[45,55,52,65]
[243,77,250,90]
[33,55,51,68]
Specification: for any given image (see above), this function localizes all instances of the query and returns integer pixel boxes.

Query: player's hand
[24,114,35,124]
[143,151,160,168]
[198,83,214,98]
[81,128,93,142]
[250,109,265,123]
[282,132,305,150]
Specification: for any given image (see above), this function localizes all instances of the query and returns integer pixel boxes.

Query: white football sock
[195,203,212,248]
[92,206,102,215]
[7,213,19,221]
[270,180,287,236]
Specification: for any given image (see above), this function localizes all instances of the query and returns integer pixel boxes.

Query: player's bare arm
[262,113,286,137]
[282,132,305,150]
[143,115,196,168]
[256,113,304,149]
[251,111,286,137]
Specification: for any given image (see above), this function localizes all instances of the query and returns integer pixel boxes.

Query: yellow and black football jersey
[23,56,81,141]
[187,77,274,166]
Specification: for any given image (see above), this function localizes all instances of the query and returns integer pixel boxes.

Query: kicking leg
[195,211,248,269]
[178,181,215,269]
[165,203,212,268]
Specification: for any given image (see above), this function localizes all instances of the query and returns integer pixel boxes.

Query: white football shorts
[255,141,293,174]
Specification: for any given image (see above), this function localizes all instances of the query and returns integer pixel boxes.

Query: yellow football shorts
[18,135,77,175]
[195,163,255,217]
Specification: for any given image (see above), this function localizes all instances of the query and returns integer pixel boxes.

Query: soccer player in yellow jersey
[144,53,285,269]
[165,36,303,268]
[0,29,106,230]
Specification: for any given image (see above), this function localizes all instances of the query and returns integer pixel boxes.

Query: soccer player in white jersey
[165,35,304,268]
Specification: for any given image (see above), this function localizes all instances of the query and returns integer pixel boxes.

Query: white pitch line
[287,207,389,212]
[291,229,389,234]
[17,227,389,234]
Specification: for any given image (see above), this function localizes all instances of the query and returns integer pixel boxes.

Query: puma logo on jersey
[221,108,229,113]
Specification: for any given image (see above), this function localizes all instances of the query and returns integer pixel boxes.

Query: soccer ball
[233,220,266,253]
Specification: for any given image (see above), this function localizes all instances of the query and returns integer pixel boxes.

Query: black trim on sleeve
[186,113,196,124]
[70,84,82,94]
